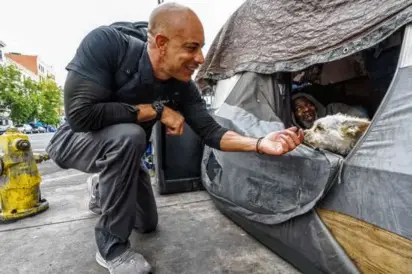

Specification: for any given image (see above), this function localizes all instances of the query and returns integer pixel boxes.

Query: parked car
[45,125,57,132]
[28,122,48,133]
[31,125,46,133]
[14,124,33,134]
[0,125,10,135]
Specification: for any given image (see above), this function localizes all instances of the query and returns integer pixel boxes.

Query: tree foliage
[0,63,63,125]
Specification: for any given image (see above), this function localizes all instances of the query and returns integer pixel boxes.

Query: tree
[0,64,63,125]
[37,77,63,126]
[21,77,40,123]
[0,64,33,124]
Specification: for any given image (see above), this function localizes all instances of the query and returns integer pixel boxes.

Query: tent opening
[290,27,404,129]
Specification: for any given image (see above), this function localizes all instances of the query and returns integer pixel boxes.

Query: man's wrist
[136,104,158,122]
[256,137,265,154]
[151,101,164,120]
[219,131,265,153]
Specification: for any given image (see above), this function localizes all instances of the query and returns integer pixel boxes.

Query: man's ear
[342,119,370,137]
[155,34,168,54]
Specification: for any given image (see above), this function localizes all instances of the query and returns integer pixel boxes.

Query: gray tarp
[197,0,412,238]
[198,5,412,270]
[195,0,412,92]
[200,72,359,273]
[202,72,343,224]
[201,61,412,274]
[320,63,413,240]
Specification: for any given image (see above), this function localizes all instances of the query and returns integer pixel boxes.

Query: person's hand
[258,127,304,155]
[161,106,185,135]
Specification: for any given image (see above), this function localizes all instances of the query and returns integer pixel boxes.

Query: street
[28,132,68,176]
[0,132,299,274]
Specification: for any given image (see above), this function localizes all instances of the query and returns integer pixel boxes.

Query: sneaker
[95,249,152,274]
[87,174,101,215]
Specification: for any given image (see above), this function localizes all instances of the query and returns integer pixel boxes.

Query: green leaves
[37,78,63,125]
[0,63,63,125]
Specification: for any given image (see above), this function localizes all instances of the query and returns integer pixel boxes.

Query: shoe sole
[96,251,153,274]
[95,252,109,269]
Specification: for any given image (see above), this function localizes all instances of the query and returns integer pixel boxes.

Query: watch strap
[152,101,164,120]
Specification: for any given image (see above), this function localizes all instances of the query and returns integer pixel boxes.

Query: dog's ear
[342,119,370,137]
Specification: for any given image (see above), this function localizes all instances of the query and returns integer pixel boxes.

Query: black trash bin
[152,121,205,195]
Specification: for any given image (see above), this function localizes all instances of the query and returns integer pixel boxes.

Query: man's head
[293,96,318,128]
[147,2,205,82]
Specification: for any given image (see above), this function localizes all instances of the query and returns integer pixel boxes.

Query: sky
[0,0,245,86]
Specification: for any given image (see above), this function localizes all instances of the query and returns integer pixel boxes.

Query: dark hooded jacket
[292,92,369,128]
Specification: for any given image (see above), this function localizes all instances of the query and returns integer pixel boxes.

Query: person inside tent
[292,92,369,129]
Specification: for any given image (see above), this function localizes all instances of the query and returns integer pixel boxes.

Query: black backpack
[110,21,149,42]
[109,21,149,90]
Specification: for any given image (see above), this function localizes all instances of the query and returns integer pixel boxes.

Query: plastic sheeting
[202,72,343,225]
[212,200,361,274]
[200,24,412,273]
[195,0,412,92]
[320,25,412,240]
[201,72,357,273]
[320,66,412,240]
[197,1,412,272]
[201,66,412,272]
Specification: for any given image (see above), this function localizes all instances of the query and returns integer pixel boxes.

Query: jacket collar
[139,43,155,85]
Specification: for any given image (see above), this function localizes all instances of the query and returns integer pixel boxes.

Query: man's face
[161,21,205,82]
[294,97,317,125]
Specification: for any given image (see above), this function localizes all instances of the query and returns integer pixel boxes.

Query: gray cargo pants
[46,123,158,261]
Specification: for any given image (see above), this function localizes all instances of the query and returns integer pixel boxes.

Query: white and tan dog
[303,113,370,156]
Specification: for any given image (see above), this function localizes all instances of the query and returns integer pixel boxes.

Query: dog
[303,113,371,156]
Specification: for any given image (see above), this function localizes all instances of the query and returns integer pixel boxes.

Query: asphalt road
[28,132,54,151]
[28,132,65,177]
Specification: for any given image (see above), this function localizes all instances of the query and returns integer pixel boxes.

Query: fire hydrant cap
[15,139,31,150]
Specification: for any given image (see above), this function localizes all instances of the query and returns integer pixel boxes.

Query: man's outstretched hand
[258,127,304,155]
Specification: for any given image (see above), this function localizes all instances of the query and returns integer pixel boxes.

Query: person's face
[294,97,317,124]
[158,18,205,82]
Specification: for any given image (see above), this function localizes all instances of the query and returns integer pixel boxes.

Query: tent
[195,0,412,273]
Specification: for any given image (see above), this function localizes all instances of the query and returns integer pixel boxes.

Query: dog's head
[303,113,370,155]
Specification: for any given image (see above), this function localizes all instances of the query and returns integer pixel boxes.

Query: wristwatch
[152,101,164,120]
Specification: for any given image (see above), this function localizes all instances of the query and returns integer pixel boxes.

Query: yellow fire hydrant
[0,128,49,223]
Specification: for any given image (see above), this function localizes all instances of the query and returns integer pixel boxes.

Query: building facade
[5,53,56,82]
[0,40,5,65]
[4,55,39,82]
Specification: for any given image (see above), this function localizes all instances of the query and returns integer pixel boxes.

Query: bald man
[46,2,303,274]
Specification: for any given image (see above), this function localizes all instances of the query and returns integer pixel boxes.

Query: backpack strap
[110,21,148,41]
[109,21,148,90]
[114,36,145,91]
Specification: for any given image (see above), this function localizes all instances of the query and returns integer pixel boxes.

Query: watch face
[153,101,163,113]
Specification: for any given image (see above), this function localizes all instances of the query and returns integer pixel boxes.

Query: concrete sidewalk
[0,159,299,274]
